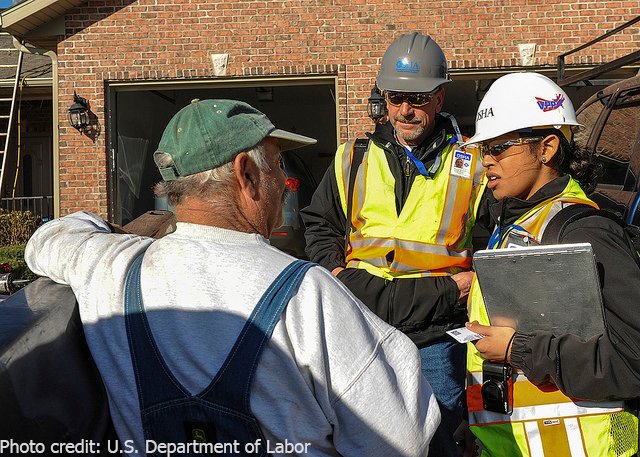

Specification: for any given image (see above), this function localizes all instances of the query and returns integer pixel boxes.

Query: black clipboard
[472,243,606,340]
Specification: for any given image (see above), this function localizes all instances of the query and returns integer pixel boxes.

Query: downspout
[12,37,60,219]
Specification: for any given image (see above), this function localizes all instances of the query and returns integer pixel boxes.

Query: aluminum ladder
[0,33,24,200]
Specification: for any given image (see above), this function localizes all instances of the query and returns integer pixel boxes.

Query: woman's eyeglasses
[385,91,435,108]
[479,137,544,159]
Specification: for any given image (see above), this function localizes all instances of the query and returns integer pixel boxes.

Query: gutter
[11,36,59,219]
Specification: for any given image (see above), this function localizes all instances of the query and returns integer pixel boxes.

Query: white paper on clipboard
[472,243,606,340]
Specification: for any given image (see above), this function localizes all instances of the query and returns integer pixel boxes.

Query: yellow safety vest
[335,136,484,280]
[466,178,639,457]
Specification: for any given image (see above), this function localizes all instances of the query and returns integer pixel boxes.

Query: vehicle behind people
[573,74,640,226]
[269,151,317,259]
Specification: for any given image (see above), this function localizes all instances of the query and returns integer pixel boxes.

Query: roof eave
[1,0,84,39]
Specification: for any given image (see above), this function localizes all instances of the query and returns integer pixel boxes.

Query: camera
[481,361,513,415]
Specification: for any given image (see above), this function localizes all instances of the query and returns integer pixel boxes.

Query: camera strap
[504,332,517,368]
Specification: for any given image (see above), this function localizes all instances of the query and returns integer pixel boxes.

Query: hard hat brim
[461,122,584,147]
[376,76,451,93]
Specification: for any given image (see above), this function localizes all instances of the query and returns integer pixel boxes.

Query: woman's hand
[466,321,516,363]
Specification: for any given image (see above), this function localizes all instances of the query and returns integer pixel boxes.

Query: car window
[613,89,640,190]
[577,87,640,188]
[599,88,640,187]
[576,93,622,187]
[575,96,605,151]
[600,90,640,161]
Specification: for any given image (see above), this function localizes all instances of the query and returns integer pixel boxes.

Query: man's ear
[539,134,561,165]
[234,152,261,200]
[434,87,445,113]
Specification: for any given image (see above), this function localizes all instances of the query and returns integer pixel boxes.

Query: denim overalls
[124,254,313,456]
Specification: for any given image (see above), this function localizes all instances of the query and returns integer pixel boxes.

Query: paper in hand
[446,327,485,343]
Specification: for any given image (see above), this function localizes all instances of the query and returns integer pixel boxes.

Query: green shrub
[0,244,37,281]
[0,209,36,246]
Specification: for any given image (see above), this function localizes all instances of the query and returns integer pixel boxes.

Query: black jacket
[301,117,490,347]
[489,176,640,400]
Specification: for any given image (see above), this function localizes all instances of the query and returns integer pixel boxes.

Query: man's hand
[466,321,516,363]
[451,271,475,302]
[331,267,345,276]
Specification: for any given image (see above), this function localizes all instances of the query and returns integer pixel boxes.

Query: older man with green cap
[25,99,440,456]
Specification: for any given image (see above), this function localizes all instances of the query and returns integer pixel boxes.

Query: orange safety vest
[466,178,638,457]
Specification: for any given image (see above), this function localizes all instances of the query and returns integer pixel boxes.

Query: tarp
[0,278,118,451]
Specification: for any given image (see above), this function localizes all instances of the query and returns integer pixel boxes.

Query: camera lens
[482,380,510,414]
[482,380,504,400]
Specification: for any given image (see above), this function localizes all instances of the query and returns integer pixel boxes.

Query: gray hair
[154,142,271,207]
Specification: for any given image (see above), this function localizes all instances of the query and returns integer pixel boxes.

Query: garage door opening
[108,79,337,226]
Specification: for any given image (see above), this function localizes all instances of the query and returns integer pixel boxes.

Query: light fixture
[367,83,387,122]
[68,91,90,131]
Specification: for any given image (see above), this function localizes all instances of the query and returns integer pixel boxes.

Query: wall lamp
[68,91,90,131]
[367,83,387,122]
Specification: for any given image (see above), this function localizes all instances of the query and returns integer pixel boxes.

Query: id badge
[505,231,539,248]
[450,149,473,179]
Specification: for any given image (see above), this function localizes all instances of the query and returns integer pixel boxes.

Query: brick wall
[56,0,640,215]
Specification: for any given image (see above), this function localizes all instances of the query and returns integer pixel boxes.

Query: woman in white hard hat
[462,72,640,457]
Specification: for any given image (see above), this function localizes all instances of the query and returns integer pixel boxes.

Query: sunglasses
[385,91,436,108]
[479,136,544,159]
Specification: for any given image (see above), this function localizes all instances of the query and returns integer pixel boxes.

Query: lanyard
[403,135,459,178]
[487,223,527,249]
[440,112,465,147]
[397,113,463,177]
[403,146,430,176]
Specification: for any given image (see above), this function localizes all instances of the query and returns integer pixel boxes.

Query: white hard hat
[462,72,582,146]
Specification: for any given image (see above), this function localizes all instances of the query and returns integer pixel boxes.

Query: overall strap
[125,255,314,414]
[203,259,314,412]
[125,252,189,409]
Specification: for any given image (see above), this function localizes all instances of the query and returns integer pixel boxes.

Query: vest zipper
[404,155,411,177]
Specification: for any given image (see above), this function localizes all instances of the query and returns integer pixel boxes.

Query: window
[577,87,640,188]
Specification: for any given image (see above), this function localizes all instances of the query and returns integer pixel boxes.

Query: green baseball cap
[154,99,317,181]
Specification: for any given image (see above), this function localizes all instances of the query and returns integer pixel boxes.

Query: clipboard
[472,243,606,340]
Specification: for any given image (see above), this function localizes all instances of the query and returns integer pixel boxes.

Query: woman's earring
[541,157,547,163]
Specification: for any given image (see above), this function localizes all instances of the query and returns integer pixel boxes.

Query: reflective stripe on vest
[466,178,638,457]
[487,181,597,249]
[467,372,624,425]
[335,137,484,279]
